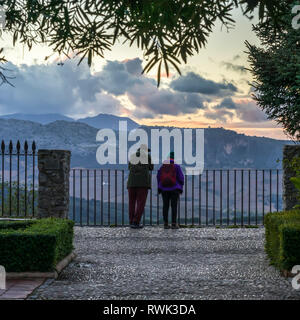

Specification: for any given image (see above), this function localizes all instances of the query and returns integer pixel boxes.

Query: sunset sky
[0,7,288,140]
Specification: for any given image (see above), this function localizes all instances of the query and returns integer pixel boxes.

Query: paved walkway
[0,278,45,300]
[28,227,300,300]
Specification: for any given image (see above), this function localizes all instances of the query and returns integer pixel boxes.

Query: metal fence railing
[0,140,283,227]
[69,168,283,227]
[0,140,38,217]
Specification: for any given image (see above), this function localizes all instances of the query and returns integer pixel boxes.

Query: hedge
[265,210,300,271]
[0,220,35,230]
[0,218,74,272]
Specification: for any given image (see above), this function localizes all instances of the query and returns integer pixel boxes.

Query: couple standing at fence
[127,144,184,229]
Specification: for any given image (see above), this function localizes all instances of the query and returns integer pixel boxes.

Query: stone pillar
[283,145,300,211]
[38,150,71,219]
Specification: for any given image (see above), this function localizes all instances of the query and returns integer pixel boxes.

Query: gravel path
[28,227,300,300]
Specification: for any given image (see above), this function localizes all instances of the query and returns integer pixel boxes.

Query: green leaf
[157,60,162,87]
[259,2,265,20]
[13,31,18,46]
[163,57,169,78]
[142,56,158,74]
[78,6,91,24]
[88,49,92,67]
[291,177,300,191]
[166,57,182,76]
[0,0,292,89]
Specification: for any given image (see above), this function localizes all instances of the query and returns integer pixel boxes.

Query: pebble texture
[28,227,300,300]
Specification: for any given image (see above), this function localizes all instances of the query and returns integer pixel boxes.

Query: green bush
[284,157,300,209]
[0,218,74,272]
[279,222,300,270]
[265,210,300,271]
[0,220,35,230]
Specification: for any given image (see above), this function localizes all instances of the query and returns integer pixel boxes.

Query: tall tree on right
[246,2,300,141]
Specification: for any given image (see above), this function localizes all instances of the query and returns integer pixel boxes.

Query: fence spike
[32,141,36,153]
[1,140,5,153]
[16,140,21,153]
[24,140,28,153]
[9,140,13,153]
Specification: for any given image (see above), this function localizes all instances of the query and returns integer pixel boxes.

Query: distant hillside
[0,112,140,130]
[0,119,98,166]
[0,117,293,169]
[140,125,292,169]
[77,113,139,131]
[0,113,74,124]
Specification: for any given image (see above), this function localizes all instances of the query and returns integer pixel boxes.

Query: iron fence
[0,139,283,226]
[69,168,283,227]
[0,140,38,217]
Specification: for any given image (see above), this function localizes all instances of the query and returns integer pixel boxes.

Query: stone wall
[38,150,71,218]
[283,145,300,211]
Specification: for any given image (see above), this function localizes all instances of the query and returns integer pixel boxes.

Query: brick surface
[0,278,45,300]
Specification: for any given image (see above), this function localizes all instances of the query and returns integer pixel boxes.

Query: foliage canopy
[246,2,300,141]
[0,0,292,86]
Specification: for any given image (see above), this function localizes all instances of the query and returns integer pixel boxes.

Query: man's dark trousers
[128,187,148,224]
[161,191,179,224]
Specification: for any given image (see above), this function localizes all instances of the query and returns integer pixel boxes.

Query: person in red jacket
[157,151,184,229]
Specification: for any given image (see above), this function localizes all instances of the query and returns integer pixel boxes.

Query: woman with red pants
[127,144,153,229]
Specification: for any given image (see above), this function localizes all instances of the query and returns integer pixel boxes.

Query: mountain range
[0,113,293,169]
[0,113,139,131]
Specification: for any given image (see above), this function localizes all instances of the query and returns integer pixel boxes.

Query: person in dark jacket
[127,144,153,229]
[157,151,184,229]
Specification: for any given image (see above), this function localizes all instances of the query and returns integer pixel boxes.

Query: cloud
[93,59,207,118]
[129,81,205,118]
[132,109,156,119]
[214,97,237,110]
[204,109,234,123]
[233,54,242,61]
[123,58,143,76]
[0,58,209,119]
[169,72,238,96]
[72,93,125,118]
[0,59,129,117]
[94,60,207,118]
[235,100,268,122]
[2,57,256,122]
[220,61,247,74]
[95,60,143,96]
[204,98,268,123]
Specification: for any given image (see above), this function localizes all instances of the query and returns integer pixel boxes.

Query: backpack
[160,163,176,187]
